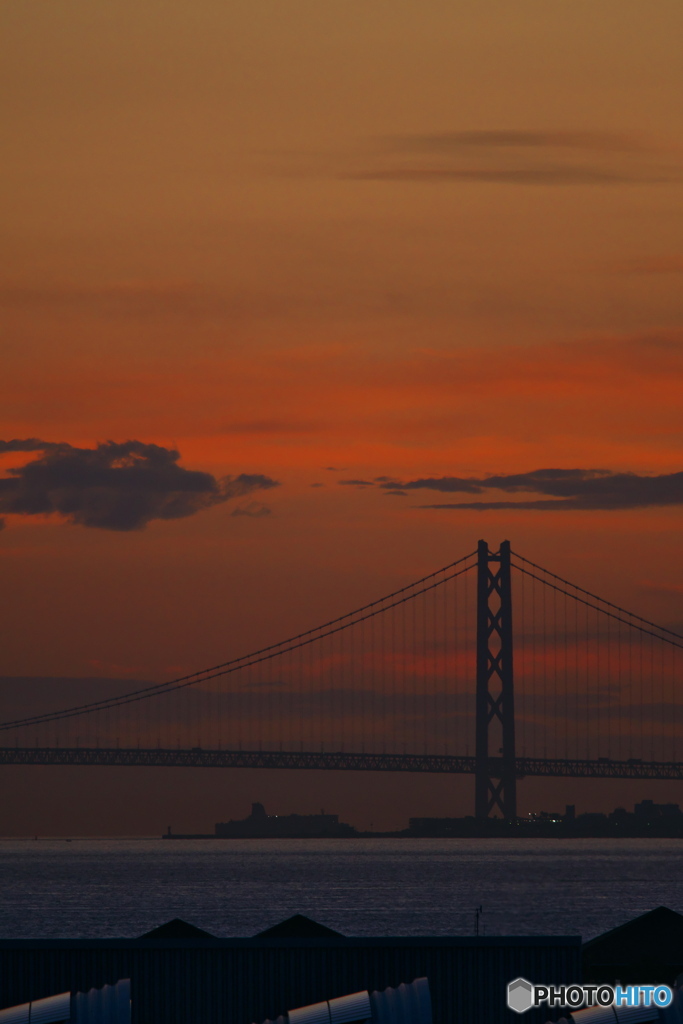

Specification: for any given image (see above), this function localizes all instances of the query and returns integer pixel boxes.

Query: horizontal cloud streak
[0,439,279,530]
[369,468,683,511]
[345,167,670,186]
[341,128,679,187]
[0,438,64,453]
[230,502,272,518]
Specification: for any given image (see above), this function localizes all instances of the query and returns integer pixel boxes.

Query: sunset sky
[1,0,682,833]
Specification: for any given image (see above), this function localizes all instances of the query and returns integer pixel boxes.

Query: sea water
[0,838,679,941]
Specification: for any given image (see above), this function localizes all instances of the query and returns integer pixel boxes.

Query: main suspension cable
[0,554,477,732]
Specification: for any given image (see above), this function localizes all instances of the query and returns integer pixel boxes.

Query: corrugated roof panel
[0,934,582,1024]
[28,992,71,1024]
[289,1002,331,1024]
[0,1003,30,1024]
[328,991,371,1024]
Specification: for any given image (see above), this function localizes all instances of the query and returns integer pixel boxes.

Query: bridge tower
[475,539,517,821]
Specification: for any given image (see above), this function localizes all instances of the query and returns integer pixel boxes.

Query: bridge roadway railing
[0,747,682,780]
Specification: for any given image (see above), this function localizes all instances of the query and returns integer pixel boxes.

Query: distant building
[408,800,683,837]
[634,799,681,821]
[215,802,357,838]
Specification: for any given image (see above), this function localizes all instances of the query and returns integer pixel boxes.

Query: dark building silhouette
[256,914,343,938]
[139,918,215,940]
[214,802,357,838]
[634,800,682,822]
[409,801,683,837]
[0,916,580,1024]
[583,906,683,985]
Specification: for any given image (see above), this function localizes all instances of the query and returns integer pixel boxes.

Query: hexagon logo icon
[507,978,534,1014]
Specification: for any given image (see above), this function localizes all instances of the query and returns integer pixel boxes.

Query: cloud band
[0,439,279,530]
[361,468,683,511]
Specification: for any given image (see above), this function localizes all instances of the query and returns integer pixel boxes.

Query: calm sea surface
[0,838,679,941]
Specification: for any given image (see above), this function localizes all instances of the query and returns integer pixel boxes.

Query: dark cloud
[230,502,272,518]
[371,468,683,511]
[0,439,279,531]
[338,478,376,487]
[421,499,590,511]
[0,438,63,453]
[344,166,675,187]
[382,475,485,494]
[343,129,679,187]
[346,167,662,185]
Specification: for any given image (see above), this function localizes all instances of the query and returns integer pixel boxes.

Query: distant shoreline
[1,830,681,841]
[161,829,683,840]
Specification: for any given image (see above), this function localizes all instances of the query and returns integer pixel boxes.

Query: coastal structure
[163,802,358,839]
[215,802,357,838]
[164,797,683,840]
[408,800,683,838]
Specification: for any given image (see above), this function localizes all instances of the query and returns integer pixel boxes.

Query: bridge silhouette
[1,540,681,820]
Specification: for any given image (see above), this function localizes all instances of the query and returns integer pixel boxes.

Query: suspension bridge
[1,540,681,820]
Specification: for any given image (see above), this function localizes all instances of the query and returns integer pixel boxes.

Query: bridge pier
[475,540,517,822]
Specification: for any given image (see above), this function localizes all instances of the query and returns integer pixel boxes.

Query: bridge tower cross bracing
[475,539,517,821]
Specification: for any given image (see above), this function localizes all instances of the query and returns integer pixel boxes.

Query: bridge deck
[0,748,681,780]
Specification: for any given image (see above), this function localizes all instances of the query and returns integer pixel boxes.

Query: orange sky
[1,0,682,832]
